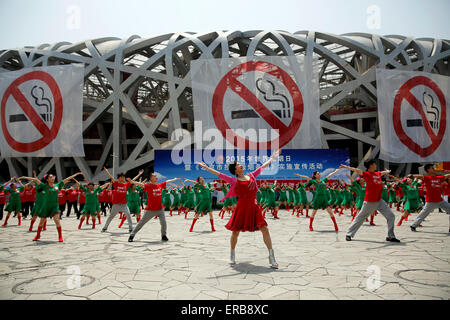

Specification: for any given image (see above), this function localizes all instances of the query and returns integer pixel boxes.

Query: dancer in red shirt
[58,189,68,219]
[101,168,143,233]
[341,160,400,242]
[98,187,109,217]
[410,164,450,232]
[22,185,36,219]
[66,186,80,218]
[196,149,281,269]
[127,173,181,242]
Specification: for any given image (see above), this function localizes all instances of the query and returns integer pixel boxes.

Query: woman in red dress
[196,149,281,269]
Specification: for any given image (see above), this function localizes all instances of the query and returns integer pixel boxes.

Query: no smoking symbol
[1,71,63,153]
[212,61,303,149]
[393,76,447,157]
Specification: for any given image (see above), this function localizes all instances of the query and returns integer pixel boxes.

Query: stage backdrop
[154,149,350,185]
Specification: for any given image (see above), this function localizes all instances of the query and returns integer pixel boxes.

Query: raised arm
[132,170,144,181]
[294,173,310,182]
[63,172,83,184]
[2,177,15,187]
[389,175,402,183]
[103,167,116,183]
[15,178,25,188]
[325,168,342,180]
[126,178,144,188]
[72,178,81,189]
[184,179,197,184]
[17,176,41,185]
[261,149,281,169]
[379,169,392,176]
[196,162,221,177]
[339,164,363,176]
[99,182,111,190]
[165,178,181,184]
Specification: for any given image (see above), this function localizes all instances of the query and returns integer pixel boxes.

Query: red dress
[225,179,268,232]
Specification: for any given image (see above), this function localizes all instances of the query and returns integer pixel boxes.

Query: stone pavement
[0,208,449,300]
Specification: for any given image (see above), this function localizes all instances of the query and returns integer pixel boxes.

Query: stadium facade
[0,30,449,181]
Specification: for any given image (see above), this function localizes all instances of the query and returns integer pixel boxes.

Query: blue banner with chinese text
[154,149,350,185]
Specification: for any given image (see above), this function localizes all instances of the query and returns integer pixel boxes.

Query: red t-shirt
[98,190,105,203]
[21,190,27,203]
[418,185,425,197]
[0,192,6,205]
[25,187,36,202]
[67,190,79,202]
[423,175,444,202]
[105,190,113,202]
[112,182,131,204]
[363,171,383,202]
[144,182,167,211]
[58,190,67,205]
[79,191,86,204]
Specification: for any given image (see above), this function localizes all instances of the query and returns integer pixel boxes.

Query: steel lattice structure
[0,30,449,181]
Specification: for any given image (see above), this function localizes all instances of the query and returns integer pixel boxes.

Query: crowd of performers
[1,155,449,268]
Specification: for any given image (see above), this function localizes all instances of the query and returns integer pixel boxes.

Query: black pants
[420,196,425,205]
[66,201,79,217]
[0,204,4,220]
[59,203,66,216]
[212,196,218,210]
[100,202,108,216]
[78,203,85,218]
[22,201,34,218]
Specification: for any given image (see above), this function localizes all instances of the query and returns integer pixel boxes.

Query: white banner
[0,64,85,157]
[377,69,450,162]
[191,56,321,150]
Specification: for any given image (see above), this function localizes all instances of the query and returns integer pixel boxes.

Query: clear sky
[0,0,449,50]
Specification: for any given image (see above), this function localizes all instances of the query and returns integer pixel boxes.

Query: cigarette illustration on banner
[231,78,291,120]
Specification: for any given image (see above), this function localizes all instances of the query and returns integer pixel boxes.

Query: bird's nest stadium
[0,30,449,181]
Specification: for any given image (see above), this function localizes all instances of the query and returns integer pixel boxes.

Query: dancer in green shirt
[295,169,342,232]
[73,179,110,229]
[1,177,26,227]
[185,178,217,232]
[21,172,83,242]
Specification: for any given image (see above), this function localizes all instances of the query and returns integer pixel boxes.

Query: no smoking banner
[377,69,450,162]
[191,56,321,150]
[0,65,85,157]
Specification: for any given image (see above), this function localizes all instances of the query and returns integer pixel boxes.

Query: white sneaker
[268,249,278,269]
[229,250,236,265]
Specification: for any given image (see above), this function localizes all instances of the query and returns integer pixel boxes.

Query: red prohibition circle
[212,60,303,149]
[1,71,63,153]
[393,76,447,157]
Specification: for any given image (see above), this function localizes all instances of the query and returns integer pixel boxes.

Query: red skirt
[225,198,267,232]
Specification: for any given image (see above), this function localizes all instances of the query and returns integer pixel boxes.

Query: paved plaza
[0,209,449,300]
